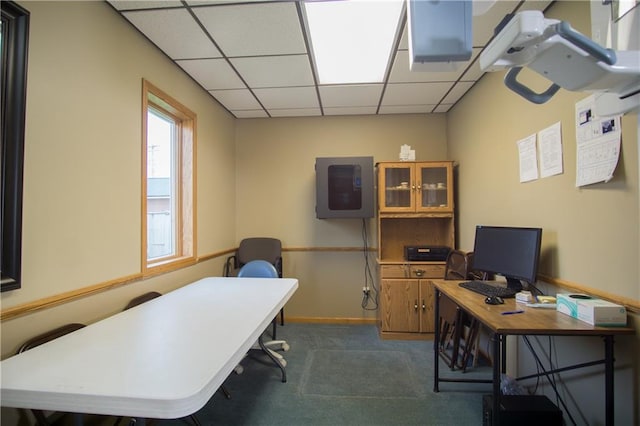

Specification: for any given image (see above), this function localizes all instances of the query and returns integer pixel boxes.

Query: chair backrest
[237,238,281,265]
[17,323,86,354]
[235,237,282,277]
[124,291,162,310]
[444,250,469,280]
[466,252,493,281]
[237,259,279,278]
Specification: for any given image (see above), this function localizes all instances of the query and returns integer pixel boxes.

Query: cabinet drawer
[380,264,444,279]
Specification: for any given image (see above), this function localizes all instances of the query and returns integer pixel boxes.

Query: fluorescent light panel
[304,0,404,85]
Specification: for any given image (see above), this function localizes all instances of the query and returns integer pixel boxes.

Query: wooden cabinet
[380,279,434,335]
[377,161,453,213]
[376,161,455,339]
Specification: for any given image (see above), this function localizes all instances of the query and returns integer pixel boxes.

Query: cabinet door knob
[414,300,419,310]
[422,300,426,310]
[414,269,425,277]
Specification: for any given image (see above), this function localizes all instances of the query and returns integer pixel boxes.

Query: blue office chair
[237,260,290,382]
[224,237,285,337]
[237,259,279,278]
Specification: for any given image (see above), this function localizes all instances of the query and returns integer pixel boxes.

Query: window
[1,1,29,292]
[142,80,196,274]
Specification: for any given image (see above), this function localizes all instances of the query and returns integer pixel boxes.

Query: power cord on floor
[360,218,378,310]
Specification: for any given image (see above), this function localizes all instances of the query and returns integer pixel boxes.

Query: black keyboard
[458,281,518,298]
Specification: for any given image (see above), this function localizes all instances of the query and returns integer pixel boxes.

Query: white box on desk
[556,293,627,326]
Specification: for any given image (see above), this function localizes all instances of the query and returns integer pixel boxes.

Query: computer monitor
[472,225,542,292]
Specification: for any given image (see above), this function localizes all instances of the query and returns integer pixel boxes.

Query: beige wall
[1,1,236,357]
[449,2,639,301]
[234,114,448,319]
[448,1,639,424]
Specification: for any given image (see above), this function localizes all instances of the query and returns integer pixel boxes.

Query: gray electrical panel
[315,157,374,219]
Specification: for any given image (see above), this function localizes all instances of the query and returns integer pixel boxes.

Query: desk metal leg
[491,333,501,426]
[258,334,287,382]
[604,335,614,426]
[73,414,83,426]
[433,289,441,392]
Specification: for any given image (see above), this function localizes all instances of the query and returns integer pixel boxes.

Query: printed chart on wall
[575,95,622,187]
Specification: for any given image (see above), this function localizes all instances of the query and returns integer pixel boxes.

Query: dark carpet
[158,323,493,426]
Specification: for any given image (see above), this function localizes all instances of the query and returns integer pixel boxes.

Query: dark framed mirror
[1,1,30,292]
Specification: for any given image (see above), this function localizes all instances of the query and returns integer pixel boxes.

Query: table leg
[72,414,83,426]
[604,335,614,426]
[258,334,287,383]
[433,288,441,392]
[491,333,501,426]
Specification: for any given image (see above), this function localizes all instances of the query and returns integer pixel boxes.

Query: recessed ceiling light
[304,0,404,85]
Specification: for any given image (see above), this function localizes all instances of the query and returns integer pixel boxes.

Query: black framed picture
[1,1,30,292]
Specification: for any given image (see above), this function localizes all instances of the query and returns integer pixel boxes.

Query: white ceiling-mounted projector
[479,11,640,116]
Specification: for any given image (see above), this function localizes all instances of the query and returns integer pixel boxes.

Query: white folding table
[1,277,298,420]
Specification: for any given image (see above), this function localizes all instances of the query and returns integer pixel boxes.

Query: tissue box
[556,293,627,326]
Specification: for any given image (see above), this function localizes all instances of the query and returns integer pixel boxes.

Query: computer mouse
[485,296,504,305]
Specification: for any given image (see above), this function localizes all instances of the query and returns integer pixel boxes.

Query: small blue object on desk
[501,310,525,315]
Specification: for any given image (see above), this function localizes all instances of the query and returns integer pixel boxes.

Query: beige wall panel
[282,251,377,320]
[234,114,448,319]
[2,1,235,355]
[235,114,447,244]
[448,1,638,301]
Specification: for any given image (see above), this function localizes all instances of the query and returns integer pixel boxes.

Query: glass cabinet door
[416,163,453,211]
[380,164,414,210]
[378,162,453,212]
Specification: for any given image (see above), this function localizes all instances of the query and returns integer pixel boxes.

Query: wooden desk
[0,277,298,420]
[432,279,634,426]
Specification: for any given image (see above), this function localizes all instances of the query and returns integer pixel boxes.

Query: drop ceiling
[108,0,552,119]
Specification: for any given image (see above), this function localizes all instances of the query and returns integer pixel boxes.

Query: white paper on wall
[538,121,564,178]
[575,95,621,187]
[517,134,539,183]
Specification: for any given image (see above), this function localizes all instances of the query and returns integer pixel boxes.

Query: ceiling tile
[254,86,319,110]
[319,85,383,108]
[208,89,262,111]
[441,81,475,104]
[389,49,482,83]
[378,104,435,114]
[323,106,379,116]
[186,0,269,5]
[470,1,552,46]
[193,2,306,57]
[230,55,314,88]
[382,82,453,106]
[109,1,184,10]
[122,8,221,59]
[110,0,552,118]
[460,56,484,82]
[433,104,453,113]
[232,109,269,119]
[520,1,554,13]
[176,59,245,90]
[398,25,409,51]
[269,108,322,118]
[471,1,518,46]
